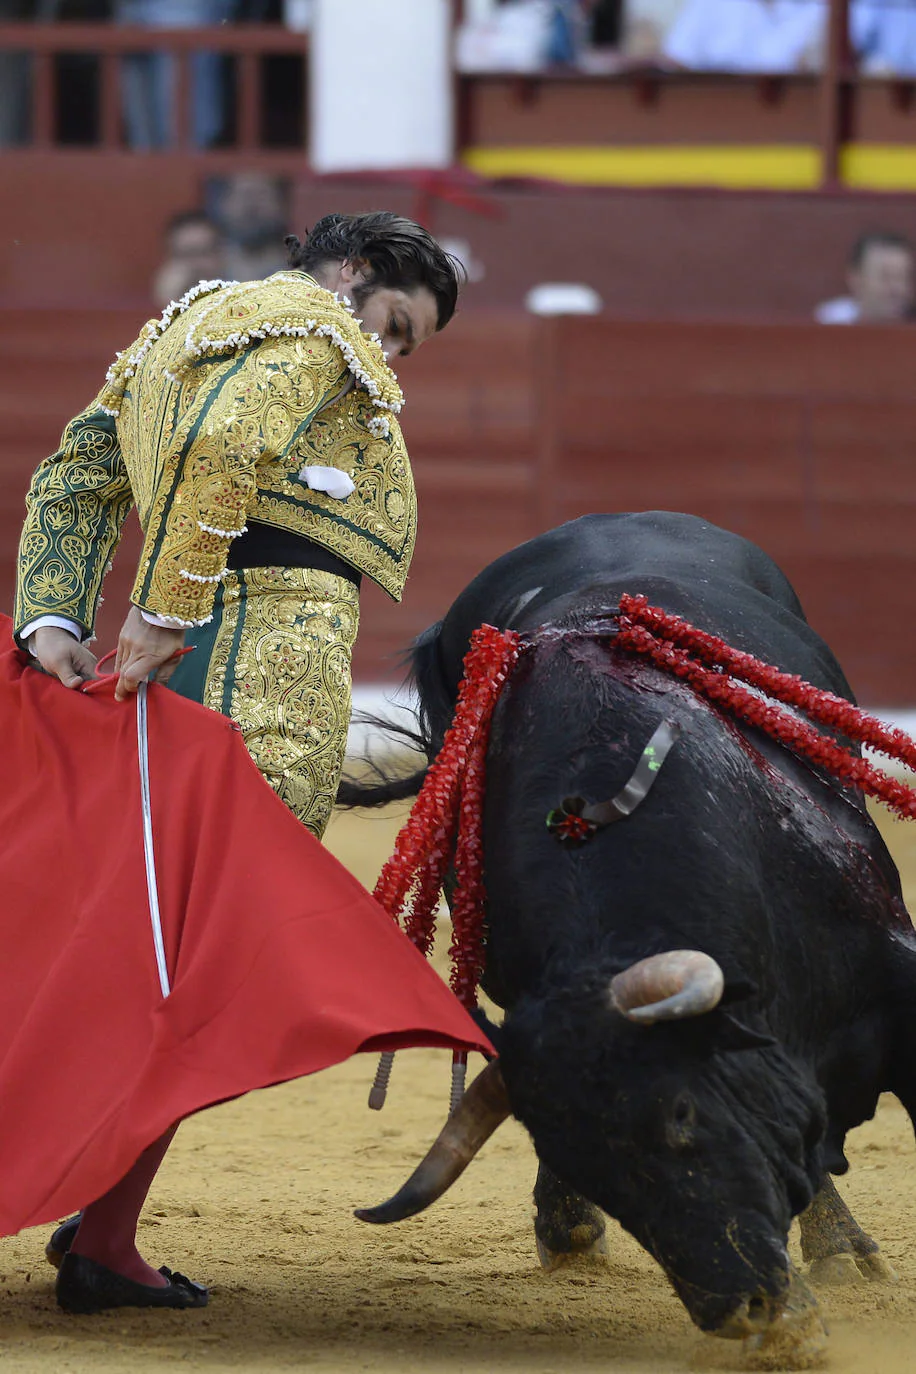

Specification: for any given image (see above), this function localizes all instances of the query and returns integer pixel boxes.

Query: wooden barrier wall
[532,317,916,704]
[1,307,913,702]
[6,165,916,321]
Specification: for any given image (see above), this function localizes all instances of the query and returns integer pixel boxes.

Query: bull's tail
[336,711,430,808]
[336,763,429,808]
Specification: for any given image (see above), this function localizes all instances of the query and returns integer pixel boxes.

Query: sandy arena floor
[1,806,916,1373]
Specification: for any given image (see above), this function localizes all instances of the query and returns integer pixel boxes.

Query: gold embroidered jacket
[14,273,416,636]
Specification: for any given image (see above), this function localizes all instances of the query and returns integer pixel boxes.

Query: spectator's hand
[115,607,186,702]
[29,627,98,688]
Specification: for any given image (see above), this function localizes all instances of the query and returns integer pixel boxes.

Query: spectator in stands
[458,0,623,71]
[856,0,916,75]
[0,0,60,145]
[815,232,914,325]
[659,0,886,74]
[545,1,587,64]
[0,0,30,146]
[622,0,679,63]
[213,171,289,280]
[152,209,226,306]
[589,0,622,47]
[662,0,828,72]
[115,0,237,148]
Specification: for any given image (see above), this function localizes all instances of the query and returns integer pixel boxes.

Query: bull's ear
[471,1006,503,1059]
[719,977,759,1007]
[715,977,774,1048]
[718,1011,776,1052]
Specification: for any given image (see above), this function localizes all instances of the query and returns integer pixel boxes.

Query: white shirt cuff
[139,609,189,630]
[20,615,83,654]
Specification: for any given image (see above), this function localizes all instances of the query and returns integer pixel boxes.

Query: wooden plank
[557,394,808,460]
[2,308,915,701]
[463,75,821,147]
[774,553,916,703]
[553,318,916,400]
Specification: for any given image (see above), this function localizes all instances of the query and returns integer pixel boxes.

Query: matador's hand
[29,626,98,688]
[115,606,186,702]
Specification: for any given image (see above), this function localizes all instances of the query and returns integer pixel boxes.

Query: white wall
[311,0,453,172]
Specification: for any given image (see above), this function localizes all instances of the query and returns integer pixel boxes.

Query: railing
[2,2,915,189]
[0,23,307,151]
[450,0,916,192]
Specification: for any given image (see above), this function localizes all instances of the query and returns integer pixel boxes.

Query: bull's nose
[716,1293,775,1340]
[713,1264,827,1363]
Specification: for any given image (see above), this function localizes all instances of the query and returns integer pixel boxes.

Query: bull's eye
[666,1093,697,1148]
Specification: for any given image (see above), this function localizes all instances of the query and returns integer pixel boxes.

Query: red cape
[0,618,489,1235]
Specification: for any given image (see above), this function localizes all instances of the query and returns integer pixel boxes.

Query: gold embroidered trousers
[167,566,359,839]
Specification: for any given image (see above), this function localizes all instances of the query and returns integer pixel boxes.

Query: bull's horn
[355,1059,511,1224]
[609,950,724,1024]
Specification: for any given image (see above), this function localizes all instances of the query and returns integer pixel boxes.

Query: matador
[17,211,459,836]
[9,211,477,1312]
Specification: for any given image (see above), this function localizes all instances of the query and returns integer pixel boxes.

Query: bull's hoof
[855,1251,898,1283]
[808,1249,897,1286]
[807,1253,862,1286]
[744,1307,829,1371]
[535,1230,608,1272]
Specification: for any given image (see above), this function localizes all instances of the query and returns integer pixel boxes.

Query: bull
[349,512,915,1359]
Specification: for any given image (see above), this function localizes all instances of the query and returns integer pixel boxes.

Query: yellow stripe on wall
[463,143,916,192]
[841,144,916,191]
[462,144,822,190]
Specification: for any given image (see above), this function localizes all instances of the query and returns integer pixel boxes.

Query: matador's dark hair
[285,211,464,330]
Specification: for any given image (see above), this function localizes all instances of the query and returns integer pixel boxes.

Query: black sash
[227,521,362,589]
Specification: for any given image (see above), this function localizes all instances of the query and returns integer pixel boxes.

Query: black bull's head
[357,950,827,1340]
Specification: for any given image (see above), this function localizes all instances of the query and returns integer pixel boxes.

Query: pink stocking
[70,1124,179,1286]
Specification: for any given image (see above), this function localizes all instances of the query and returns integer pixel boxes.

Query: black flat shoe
[56,1252,209,1313]
[46,1214,81,1269]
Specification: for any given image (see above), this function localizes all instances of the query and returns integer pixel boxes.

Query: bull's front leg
[533,1162,607,1270]
[799,1175,896,1284]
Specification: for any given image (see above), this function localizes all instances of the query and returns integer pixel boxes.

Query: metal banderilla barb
[368,1051,395,1110]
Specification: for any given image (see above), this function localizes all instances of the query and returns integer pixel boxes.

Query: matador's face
[334,260,440,360]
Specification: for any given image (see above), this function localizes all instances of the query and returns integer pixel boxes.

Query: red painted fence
[1,307,913,703]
